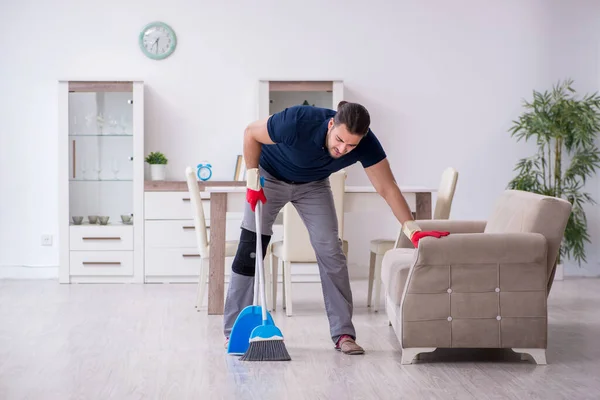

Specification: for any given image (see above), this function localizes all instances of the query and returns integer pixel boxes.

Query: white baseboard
[553,263,564,281]
[0,265,58,279]
[0,260,366,282]
[564,263,600,278]
[0,265,322,282]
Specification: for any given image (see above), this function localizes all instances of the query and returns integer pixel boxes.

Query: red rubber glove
[411,230,450,248]
[246,168,266,212]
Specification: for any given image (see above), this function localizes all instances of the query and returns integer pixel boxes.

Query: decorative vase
[150,164,166,181]
[554,263,564,281]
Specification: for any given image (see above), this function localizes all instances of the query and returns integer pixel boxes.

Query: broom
[239,200,291,362]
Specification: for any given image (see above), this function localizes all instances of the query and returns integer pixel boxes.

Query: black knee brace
[231,228,271,277]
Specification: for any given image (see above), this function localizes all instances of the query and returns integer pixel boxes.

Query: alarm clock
[196,163,213,181]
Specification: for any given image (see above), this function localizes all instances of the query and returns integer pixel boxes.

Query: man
[224,101,449,355]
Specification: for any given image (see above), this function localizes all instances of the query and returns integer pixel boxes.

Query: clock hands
[140,22,176,59]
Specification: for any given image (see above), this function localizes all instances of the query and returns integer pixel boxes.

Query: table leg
[415,192,432,220]
[208,192,227,315]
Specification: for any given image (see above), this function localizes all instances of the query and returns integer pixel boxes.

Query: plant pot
[554,263,564,281]
[150,164,166,181]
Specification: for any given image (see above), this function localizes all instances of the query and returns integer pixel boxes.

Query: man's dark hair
[334,101,370,136]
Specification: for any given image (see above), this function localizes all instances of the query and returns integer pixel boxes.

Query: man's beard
[325,128,340,158]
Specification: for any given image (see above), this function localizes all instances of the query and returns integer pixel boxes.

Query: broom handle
[253,245,259,306]
[254,201,267,323]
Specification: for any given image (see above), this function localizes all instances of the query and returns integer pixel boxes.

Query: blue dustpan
[227,305,275,355]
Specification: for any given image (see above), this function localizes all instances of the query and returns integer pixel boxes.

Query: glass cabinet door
[67,83,134,226]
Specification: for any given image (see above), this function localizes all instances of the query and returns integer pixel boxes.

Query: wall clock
[139,21,177,60]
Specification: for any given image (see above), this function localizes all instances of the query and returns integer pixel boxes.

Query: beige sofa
[381,190,572,365]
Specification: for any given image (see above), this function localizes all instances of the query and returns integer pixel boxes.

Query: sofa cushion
[484,190,571,284]
[381,248,415,306]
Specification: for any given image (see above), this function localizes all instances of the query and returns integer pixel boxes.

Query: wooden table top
[145,180,436,193]
[144,180,245,192]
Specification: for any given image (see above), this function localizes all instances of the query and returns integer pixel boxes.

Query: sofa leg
[512,348,547,365]
[401,347,436,365]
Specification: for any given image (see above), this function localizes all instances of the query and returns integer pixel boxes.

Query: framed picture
[234,155,246,181]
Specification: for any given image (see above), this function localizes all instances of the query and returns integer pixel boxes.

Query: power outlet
[41,234,53,246]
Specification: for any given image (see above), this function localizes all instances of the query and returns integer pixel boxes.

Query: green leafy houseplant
[507,79,600,265]
[145,152,168,165]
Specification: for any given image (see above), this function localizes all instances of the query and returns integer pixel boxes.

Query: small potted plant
[145,151,168,181]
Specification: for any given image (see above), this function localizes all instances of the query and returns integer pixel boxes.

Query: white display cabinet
[58,80,145,283]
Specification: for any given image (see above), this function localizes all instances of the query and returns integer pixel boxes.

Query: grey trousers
[223,167,356,344]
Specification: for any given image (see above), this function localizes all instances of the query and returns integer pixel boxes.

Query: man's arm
[243,108,299,210]
[243,116,275,169]
[364,158,449,246]
[364,158,414,226]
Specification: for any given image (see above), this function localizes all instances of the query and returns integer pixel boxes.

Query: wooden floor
[1,278,600,399]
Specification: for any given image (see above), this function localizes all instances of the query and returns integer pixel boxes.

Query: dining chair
[367,167,459,311]
[185,167,250,309]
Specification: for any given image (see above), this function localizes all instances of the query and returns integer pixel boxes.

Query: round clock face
[139,22,177,60]
[197,164,213,181]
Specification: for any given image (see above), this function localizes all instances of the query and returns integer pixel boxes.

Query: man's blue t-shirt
[260,105,387,183]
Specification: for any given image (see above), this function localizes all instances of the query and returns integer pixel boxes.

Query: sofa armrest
[416,232,547,265]
[396,220,487,248]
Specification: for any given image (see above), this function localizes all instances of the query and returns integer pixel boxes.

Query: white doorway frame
[257,80,344,119]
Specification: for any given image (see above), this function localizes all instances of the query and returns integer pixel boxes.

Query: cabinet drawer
[70,225,133,251]
[145,191,210,220]
[145,247,204,276]
[144,218,248,249]
[145,220,200,248]
[70,251,133,276]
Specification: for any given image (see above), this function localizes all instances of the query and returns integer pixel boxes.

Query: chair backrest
[281,202,316,262]
[185,166,209,257]
[282,170,346,261]
[484,189,572,289]
[330,170,346,236]
[393,167,458,248]
[433,167,459,219]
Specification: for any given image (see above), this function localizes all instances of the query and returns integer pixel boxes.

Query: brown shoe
[335,335,365,355]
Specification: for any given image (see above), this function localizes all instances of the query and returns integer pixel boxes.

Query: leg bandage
[231,228,271,277]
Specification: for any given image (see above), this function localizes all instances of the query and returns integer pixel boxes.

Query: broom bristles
[239,339,291,361]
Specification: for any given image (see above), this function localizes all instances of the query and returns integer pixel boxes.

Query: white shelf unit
[58,80,145,283]
[143,191,210,283]
[143,190,250,284]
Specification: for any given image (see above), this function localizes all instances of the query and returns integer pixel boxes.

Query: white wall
[1,0,598,278]
[544,0,600,277]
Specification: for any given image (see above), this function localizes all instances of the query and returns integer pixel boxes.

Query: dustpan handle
[254,201,267,323]
[253,248,259,306]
